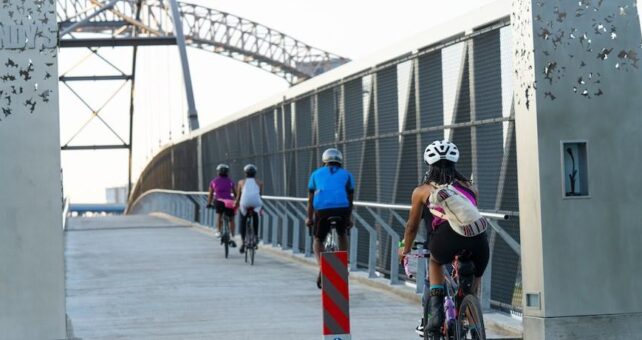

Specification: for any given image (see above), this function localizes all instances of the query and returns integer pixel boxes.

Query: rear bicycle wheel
[223,219,230,259]
[455,295,486,340]
[244,216,251,263]
[249,222,256,265]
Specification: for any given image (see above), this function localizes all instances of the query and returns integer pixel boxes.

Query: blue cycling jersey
[308,165,355,211]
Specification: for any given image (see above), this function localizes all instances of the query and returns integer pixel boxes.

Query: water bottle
[444,296,456,322]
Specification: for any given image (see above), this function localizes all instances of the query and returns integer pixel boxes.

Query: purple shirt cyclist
[207,164,237,247]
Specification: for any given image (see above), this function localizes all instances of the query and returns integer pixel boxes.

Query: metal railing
[127,189,521,311]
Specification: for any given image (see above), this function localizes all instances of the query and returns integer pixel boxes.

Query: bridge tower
[57,0,349,197]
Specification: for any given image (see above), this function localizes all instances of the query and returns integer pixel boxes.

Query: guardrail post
[292,219,301,254]
[368,233,377,278]
[416,257,427,294]
[389,234,400,285]
[281,207,289,251]
[349,226,358,271]
[304,228,312,257]
[271,208,279,247]
[481,227,497,311]
[261,212,268,243]
[352,211,378,278]
[364,207,401,284]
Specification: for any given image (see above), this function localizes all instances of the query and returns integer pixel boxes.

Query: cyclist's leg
[312,211,329,264]
[426,223,460,335]
[225,208,237,247]
[252,210,259,241]
[469,232,490,295]
[239,211,248,244]
[228,209,236,237]
[215,200,225,233]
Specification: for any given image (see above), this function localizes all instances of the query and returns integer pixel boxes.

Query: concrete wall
[514,0,642,338]
[0,1,67,339]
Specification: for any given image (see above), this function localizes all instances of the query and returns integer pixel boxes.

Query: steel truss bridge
[57,0,349,193]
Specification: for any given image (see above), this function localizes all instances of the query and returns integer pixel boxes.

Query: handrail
[128,189,513,220]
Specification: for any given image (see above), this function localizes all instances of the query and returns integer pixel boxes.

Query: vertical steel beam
[168,0,199,130]
[128,46,138,198]
[467,40,478,182]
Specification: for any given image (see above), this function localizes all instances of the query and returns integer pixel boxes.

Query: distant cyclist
[399,140,489,339]
[306,148,355,289]
[235,164,263,254]
[207,163,237,248]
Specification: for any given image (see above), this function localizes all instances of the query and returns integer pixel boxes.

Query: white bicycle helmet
[423,140,459,165]
[322,148,343,165]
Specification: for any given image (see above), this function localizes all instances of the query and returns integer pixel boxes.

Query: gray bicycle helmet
[322,148,343,165]
[243,164,257,177]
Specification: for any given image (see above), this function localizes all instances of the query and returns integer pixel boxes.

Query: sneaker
[316,272,322,289]
[215,232,221,239]
[229,240,237,248]
[415,319,424,337]
[426,291,445,336]
[239,245,245,254]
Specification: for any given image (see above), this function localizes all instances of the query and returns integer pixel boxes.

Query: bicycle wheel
[249,218,255,265]
[223,219,229,259]
[244,215,250,263]
[455,295,486,340]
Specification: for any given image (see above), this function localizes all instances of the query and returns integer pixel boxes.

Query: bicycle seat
[246,207,255,213]
[327,216,343,225]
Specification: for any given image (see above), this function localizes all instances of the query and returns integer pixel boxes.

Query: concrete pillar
[0,1,66,339]
[513,0,642,338]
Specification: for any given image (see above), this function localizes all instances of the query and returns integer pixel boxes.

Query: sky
[59,0,499,203]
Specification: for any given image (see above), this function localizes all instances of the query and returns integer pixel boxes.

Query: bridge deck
[65,215,508,339]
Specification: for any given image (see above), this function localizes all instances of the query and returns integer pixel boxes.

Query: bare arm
[258,179,264,196]
[235,180,243,206]
[306,191,314,226]
[401,186,429,255]
[207,185,213,205]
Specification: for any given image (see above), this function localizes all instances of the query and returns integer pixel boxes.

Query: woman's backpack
[428,183,488,237]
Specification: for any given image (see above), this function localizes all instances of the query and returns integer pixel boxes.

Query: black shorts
[313,208,350,241]
[428,222,489,277]
[215,200,235,217]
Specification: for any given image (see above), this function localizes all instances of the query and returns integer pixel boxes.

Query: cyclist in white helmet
[399,140,489,339]
[235,164,263,254]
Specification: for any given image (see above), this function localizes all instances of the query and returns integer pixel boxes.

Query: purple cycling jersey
[428,181,477,230]
[210,176,234,200]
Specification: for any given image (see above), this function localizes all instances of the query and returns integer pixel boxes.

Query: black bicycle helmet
[244,164,257,177]
[216,163,230,176]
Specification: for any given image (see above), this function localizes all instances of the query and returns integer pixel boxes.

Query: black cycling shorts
[313,208,350,241]
[215,200,235,217]
[428,222,489,277]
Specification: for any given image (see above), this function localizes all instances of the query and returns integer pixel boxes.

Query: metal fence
[130,16,522,311]
[128,189,520,312]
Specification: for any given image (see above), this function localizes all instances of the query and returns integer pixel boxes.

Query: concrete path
[65,215,512,340]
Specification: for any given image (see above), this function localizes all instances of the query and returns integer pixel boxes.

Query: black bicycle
[405,242,486,340]
[221,213,232,258]
[244,208,258,265]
